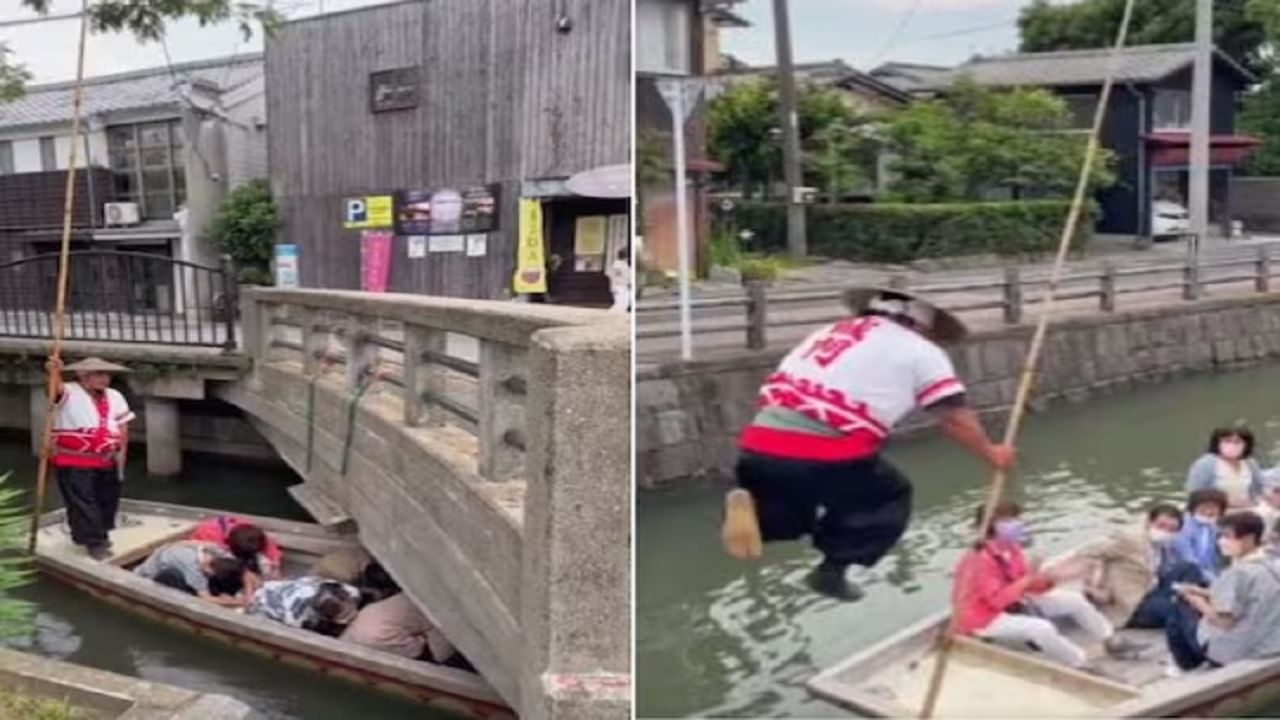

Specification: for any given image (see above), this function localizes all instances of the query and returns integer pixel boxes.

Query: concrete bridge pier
[144,398,182,477]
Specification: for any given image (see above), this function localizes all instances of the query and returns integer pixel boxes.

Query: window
[1154,90,1192,130]
[369,67,419,113]
[106,120,187,219]
[637,0,691,75]
[0,141,11,175]
[39,136,56,171]
[1059,94,1099,130]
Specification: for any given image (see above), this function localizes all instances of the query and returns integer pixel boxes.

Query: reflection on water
[637,364,1280,718]
[0,437,453,720]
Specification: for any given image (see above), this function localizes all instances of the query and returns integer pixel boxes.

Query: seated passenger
[189,516,283,580]
[1167,511,1280,672]
[311,549,372,585]
[340,592,456,662]
[1174,489,1229,581]
[1079,503,1198,629]
[1252,470,1280,534]
[952,501,1139,670]
[134,541,246,607]
[1186,427,1265,510]
[249,576,359,633]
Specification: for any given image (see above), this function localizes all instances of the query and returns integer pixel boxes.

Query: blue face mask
[994,519,1028,546]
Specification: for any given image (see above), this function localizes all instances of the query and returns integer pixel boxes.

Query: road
[637,239,1280,367]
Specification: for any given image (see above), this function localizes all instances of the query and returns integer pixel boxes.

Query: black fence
[0,251,238,351]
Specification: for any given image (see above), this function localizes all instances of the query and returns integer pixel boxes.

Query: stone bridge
[0,288,631,719]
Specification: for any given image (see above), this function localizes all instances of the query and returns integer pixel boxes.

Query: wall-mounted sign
[344,195,393,229]
[429,235,465,253]
[361,231,394,292]
[466,234,487,257]
[407,236,427,259]
[395,185,499,236]
[274,244,299,287]
[370,67,419,113]
[513,198,547,294]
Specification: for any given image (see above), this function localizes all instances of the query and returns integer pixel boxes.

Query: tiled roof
[0,54,262,131]
[936,43,1254,90]
[869,62,954,95]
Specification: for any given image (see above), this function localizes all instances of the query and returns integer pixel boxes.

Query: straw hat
[62,357,132,374]
[842,286,968,344]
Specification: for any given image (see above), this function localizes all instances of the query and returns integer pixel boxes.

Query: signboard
[274,244,299,288]
[344,196,393,229]
[395,185,499,236]
[429,235,465,253]
[407,236,427,258]
[466,234,487,257]
[370,67,419,113]
[513,198,547,294]
[361,231,394,292]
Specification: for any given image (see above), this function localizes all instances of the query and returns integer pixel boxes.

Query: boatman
[722,287,1015,601]
[46,356,135,560]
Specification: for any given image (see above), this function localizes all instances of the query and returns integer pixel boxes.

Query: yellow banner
[343,195,394,229]
[514,198,547,294]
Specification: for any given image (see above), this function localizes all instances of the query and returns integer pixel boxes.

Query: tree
[1240,79,1280,175]
[707,78,878,199]
[883,78,1115,202]
[204,179,280,285]
[1018,0,1271,76]
[0,47,31,103]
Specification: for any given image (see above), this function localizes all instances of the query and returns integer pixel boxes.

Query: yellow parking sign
[343,195,394,229]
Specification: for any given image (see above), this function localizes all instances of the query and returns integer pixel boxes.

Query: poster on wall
[274,244,299,288]
[407,236,427,258]
[344,196,394,229]
[395,185,500,236]
[574,215,608,272]
[361,231,394,292]
[513,199,547,294]
[429,235,465,253]
[466,234,487,257]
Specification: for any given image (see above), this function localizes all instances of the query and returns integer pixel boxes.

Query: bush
[739,257,781,284]
[708,228,743,269]
[204,180,280,286]
[729,201,1093,263]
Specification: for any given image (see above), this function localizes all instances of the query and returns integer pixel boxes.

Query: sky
[0,0,396,83]
[720,0,1038,71]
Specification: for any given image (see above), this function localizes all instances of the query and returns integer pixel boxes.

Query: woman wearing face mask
[1173,489,1230,582]
[1187,427,1266,510]
[952,501,1141,671]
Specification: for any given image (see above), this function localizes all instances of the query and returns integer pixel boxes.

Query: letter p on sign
[345,198,368,226]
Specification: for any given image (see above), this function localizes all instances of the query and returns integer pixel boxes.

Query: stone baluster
[345,325,378,390]
[1003,265,1023,324]
[1257,245,1271,294]
[744,280,768,351]
[1100,261,1117,313]
[478,339,527,482]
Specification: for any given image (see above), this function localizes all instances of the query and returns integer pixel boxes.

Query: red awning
[1144,132,1262,168]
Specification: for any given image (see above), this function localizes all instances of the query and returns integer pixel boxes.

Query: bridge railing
[637,245,1278,354]
[239,288,630,717]
[0,250,238,351]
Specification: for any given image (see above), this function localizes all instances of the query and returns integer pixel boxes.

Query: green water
[0,436,449,720]
[637,364,1280,718]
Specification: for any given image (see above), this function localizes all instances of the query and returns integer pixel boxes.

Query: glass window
[0,141,12,175]
[1154,90,1191,130]
[1059,95,1098,130]
[39,137,57,171]
[636,0,691,75]
[105,120,185,219]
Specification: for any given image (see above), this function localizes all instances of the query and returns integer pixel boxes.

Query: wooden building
[265,0,630,304]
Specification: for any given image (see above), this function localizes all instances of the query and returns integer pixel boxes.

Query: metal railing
[637,245,1277,352]
[0,250,238,351]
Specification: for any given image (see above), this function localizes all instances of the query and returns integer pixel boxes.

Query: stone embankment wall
[638,294,1280,488]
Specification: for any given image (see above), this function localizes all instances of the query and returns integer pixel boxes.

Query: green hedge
[727,201,1093,263]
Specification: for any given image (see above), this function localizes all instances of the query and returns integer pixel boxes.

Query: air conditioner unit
[103,202,140,226]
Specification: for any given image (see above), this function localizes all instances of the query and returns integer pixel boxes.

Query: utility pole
[1188,0,1212,262]
[771,0,807,258]
[658,78,706,362]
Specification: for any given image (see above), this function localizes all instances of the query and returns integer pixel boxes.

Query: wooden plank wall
[266,0,630,298]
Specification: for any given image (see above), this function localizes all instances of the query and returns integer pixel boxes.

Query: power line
[0,10,83,29]
[897,16,1019,46]
[867,0,924,69]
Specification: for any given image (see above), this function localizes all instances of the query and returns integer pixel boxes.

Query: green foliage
[884,79,1115,202]
[1240,75,1280,175]
[739,257,781,284]
[204,180,279,286]
[730,201,1093,263]
[0,689,84,720]
[0,474,32,640]
[707,78,879,199]
[708,227,743,268]
[1018,0,1271,76]
[0,46,30,104]
[636,129,672,190]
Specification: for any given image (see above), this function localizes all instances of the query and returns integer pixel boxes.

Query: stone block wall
[638,294,1280,488]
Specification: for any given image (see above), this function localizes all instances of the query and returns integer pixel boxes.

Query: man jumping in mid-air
[722,287,1016,601]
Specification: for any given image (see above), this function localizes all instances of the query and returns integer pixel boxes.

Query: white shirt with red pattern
[741,316,964,461]
[52,382,134,469]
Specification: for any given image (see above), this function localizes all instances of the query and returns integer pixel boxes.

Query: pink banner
[361,231,394,292]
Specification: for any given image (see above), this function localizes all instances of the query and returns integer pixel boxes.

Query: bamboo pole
[28,0,92,554]
[917,0,1138,715]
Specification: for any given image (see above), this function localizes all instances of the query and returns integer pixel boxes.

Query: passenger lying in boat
[189,516,283,582]
[248,576,359,634]
[340,592,455,662]
[1167,511,1280,673]
[952,500,1142,672]
[134,541,248,608]
[311,549,372,585]
[1187,427,1265,510]
[1076,503,1194,630]
[1173,489,1229,582]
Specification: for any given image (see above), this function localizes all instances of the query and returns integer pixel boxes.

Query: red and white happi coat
[52,383,135,469]
[740,317,966,461]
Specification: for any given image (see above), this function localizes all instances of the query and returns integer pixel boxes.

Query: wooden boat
[809,573,1280,717]
[33,499,514,720]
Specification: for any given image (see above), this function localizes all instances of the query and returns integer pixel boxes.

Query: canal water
[0,437,445,720]
[637,363,1280,718]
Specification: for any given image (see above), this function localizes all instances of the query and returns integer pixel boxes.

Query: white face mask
[1194,513,1219,525]
[1149,529,1177,545]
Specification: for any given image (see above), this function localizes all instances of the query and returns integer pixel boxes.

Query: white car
[1151,200,1191,240]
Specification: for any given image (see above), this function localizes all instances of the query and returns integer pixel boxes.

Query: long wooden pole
[917,0,1138,714]
[27,0,92,554]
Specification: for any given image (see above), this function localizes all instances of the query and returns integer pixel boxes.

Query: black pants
[153,569,197,595]
[55,467,120,548]
[1129,561,1206,629]
[735,451,912,568]
[1160,562,1216,670]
